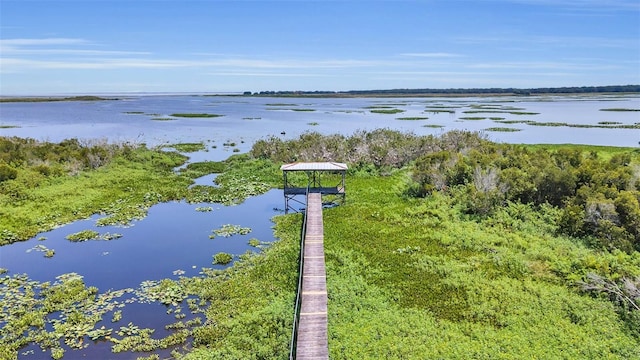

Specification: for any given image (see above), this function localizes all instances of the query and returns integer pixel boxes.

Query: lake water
[1,94,639,154]
[0,94,638,358]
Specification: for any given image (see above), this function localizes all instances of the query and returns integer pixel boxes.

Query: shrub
[213,252,233,265]
[0,164,17,182]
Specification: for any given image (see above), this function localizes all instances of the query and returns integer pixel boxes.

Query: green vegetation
[0,137,191,244]
[1,130,639,359]
[212,252,234,265]
[165,143,206,152]
[0,137,277,245]
[600,108,640,112]
[396,117,429,121]
[65,230,99,242]
[0,125,19,129]
[169,113,223,118]
[485,127,522,132]
[209,224,252,239]
[370,108,405,114]
[464,110,540,115]
[0,96,114,103]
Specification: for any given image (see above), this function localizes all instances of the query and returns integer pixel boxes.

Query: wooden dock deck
[295,192,329,359]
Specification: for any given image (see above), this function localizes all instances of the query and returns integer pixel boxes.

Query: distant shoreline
[1,85,639,102]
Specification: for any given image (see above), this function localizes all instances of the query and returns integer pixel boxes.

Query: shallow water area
[1,189,282,289]
[1,94,638,147]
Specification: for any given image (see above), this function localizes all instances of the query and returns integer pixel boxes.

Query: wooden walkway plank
[296,193,329,360]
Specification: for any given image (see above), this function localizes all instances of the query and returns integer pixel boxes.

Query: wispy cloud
[0,38,89,46]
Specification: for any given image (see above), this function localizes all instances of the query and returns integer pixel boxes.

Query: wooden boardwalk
[295,192,329,359]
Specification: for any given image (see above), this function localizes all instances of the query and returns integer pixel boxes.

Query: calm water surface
[0,94,638,358]
[1,94,638,151]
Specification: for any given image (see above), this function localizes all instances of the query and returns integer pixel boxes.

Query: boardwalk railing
[289,191,329,359]
[289,186,310,360]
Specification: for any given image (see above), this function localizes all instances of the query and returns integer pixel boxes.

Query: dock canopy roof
[280,162,348,172]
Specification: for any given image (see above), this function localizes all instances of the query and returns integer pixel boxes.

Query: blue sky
[1,0,638,94]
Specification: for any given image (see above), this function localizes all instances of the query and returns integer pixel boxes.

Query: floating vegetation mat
[396,117,429,121]
[485,127,522,132]
[169,113,223,118]
[600,108,640,112]
[209,224,252,239]
[0,272,207,358]
[493,119,640,129]
[165,143,206,152]
[370,108,405,114]
[66,230,122,242]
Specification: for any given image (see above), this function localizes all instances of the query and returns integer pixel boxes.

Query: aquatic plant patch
[370,108,405,114]
[212,252,233,265]
[424,108,456,113]
[65,230,100,242]
[65,230,122,242]
[26,244,55,257]
[464,110,540,115]
[485,127,522,132]
[600,108,640,112]
[396,117,429,120]
[165,143,206,152]
[209,224,252,239]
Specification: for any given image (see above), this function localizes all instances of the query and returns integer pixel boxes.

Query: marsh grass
[370,109,405,114]
[600,108,640,112]
[0,96,112,103]
[485,127,522,132]
[166,143,206,153]
[396,117,429,121]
